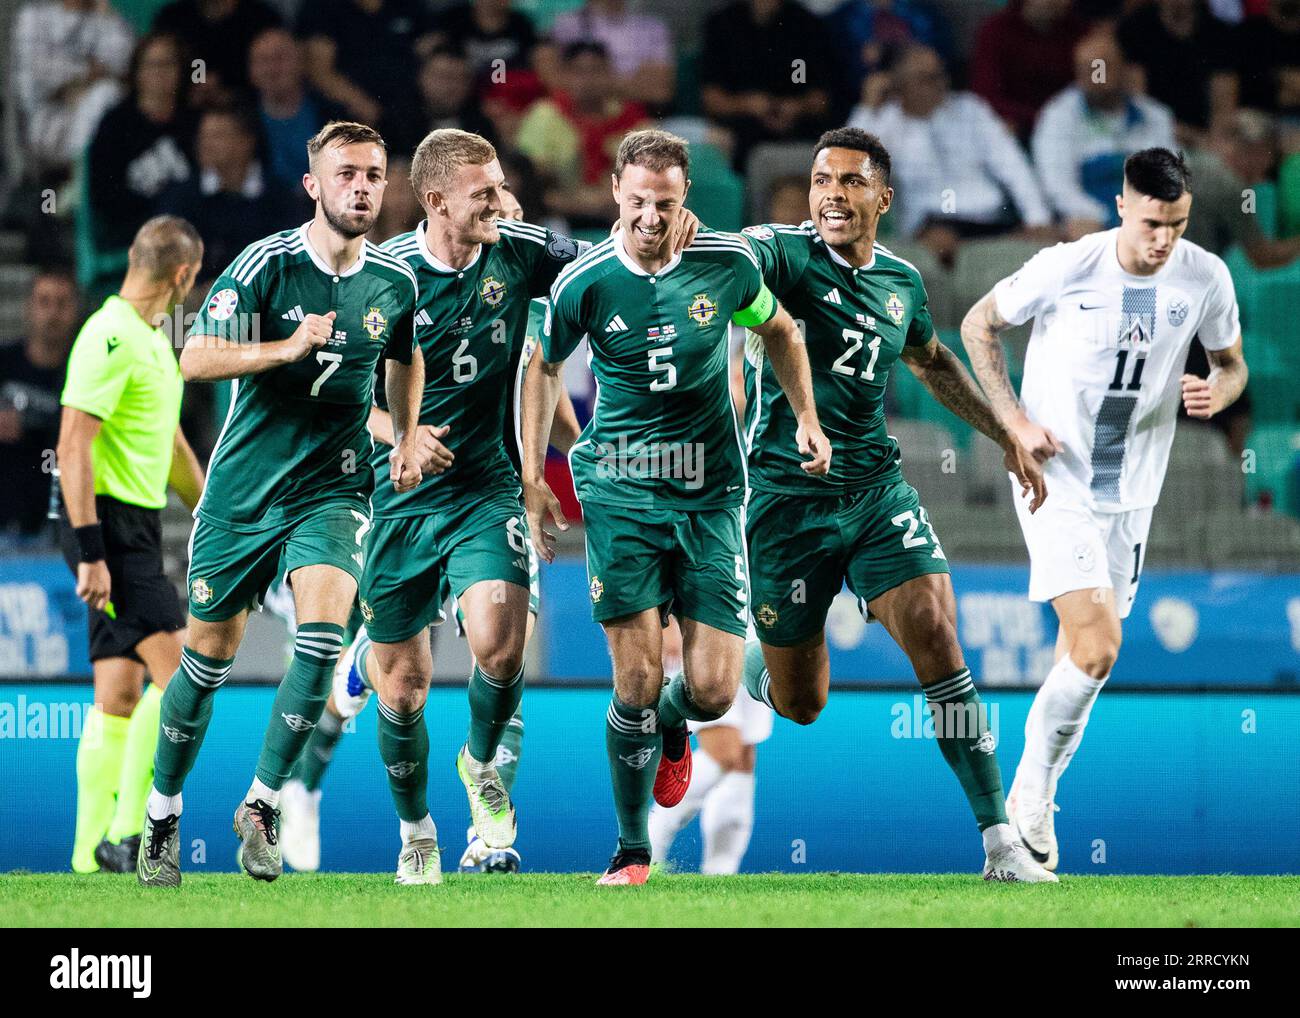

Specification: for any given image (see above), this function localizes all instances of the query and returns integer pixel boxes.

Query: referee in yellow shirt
[57,216,207,873]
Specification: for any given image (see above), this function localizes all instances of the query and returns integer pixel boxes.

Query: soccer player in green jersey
[522,129,832,886]
[738,127,1055,882]
[138,122,426,888]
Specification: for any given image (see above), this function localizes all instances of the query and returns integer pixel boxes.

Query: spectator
[543,0,674,108]
[153,0,281,103]
[84,32,197,260]
[767,173,813,224]
[299,0,438,134]
[156,106,298,282]
[435,0,539,81]
[849,44,1054,264]
[825,0,953,104]
[1032,31,1177,238]
[10,0,135,180]
[1221,0,1300,121]
[516,41,648,225]
[369,156,422,244]
[0,271,79,541]
[1117,0,1237,142]
[970,0,1090,141]
[701,0,835,169]
[400,44,499,154]
[248,27,345,192]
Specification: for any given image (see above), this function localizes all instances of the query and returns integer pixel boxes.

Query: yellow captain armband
[731,283,777,327]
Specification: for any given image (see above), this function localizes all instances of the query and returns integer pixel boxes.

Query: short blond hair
[614,129,689,179]
[306,120,386,172]
[410,128,497,203]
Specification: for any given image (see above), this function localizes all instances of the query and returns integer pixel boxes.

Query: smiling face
[612,162,689,261]
[809,146,891,251]
[431,158,507,246]
[1117,183,1191,272]
[305,141,388,239]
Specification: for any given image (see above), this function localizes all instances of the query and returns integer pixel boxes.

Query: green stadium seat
[1278,152,1300,239]
[687,141,744,232]
[1244,367,1300,425]
[1244,423,1300,517]
[1252,180,1279,241]
[516,0,585,33]
[73,152,128,298]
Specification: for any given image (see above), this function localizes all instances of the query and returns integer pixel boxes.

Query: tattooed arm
[1182,335,1247,419]
[901,329,1047,513]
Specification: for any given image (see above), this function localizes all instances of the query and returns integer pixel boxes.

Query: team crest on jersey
[480,275,507,307]
[688,293,718,326]
[207,288,238,321]
[885,292,906,325]
[363,306,387,342]
[756,603,779,628]
[589,576,604,603]
[190,578,212,605]
[1167,298,1189,326]
[743,225,774,240]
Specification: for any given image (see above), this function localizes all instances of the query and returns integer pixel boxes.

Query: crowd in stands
[4,0,1300,539]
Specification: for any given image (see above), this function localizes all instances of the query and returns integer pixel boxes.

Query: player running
[738,127,1056,882]
[961,147,1246,871]
[138,121,425,888]
[523,128,831,886]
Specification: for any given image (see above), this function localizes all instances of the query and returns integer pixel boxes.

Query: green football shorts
[746,479,950,647]
[360,486,532,645]
[580,501,748,637]
[186,503,370,622]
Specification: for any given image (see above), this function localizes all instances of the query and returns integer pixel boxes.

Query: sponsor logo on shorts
[618,746,656,770]
[190,578,213,605]
[280,713,316,733]
[162,725,192,744]
[359,599,375,624]
[589,576,604,603]
[970,730,997,755]
[363,306,387,342]
[385,760,419,778]
[687,293,718,326]
[1073,544,1095,572]
[755,603,779,628]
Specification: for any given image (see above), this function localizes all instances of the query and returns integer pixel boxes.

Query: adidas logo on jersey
[823,288,842,305]
[606,315,628,332]
[282,305,305,322]
[415,309,433,327]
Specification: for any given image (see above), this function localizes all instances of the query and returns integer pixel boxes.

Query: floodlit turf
[1,873,1296,927]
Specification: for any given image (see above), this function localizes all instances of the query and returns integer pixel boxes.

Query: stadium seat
[888,418,967,507]
[1244,424,1300,517]
[73,153,128,296]
[950,237,1041,321]
[1164,422,1244,513]
[685,141,744,232]
[1278,152,1300,238]
[1244,368,1300,425]
[744,142,814,223]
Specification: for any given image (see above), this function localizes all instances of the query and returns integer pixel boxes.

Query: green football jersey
[544,230,774,509]
[741,222,933,495]
[372,219,581,516]
[190,224,417,530]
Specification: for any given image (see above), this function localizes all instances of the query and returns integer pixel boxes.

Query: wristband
[74,523,106,563]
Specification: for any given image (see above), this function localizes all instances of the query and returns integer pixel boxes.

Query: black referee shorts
[59,496,186,663]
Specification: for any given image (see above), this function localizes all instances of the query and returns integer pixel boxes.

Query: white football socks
[1018,654,1107,801]
[400,814,437,844]
[146,788,182,821]
[700,770,756,875]
[647,748,725,862]
[246,777,280,808]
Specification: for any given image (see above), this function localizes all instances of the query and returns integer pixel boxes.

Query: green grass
[2,873,1297,927]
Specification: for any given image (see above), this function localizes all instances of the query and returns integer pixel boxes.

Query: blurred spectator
[825,0,953,105]
[701,0,835,169]
[543,0,674,108]
[970,0,1090,141]
[299,0,437,134]
[392,44,500,154]
[249,28,345,192]
[496,148,548,226]
[370,155,422,243]
[0,271,78,540]
[767,173,812,224]
[1185,111,1300,266]
[84,32,196,257]
[157,106,298,281]
[10,0,135,180]
[435,0,539,81]
[1032,31,1176,238]
[153,0,282,103]
[1221,0,1300,121]
[1117,0,1237,142]
[516,42,648,225]
[849,44,1053,265]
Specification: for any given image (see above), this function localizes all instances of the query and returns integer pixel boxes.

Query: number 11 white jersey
[993,228,1240,513]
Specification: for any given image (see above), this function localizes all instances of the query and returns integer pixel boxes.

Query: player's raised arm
[902,331,1046,513]
[960,289,1062,464]
[180,310,337,381]
[750,302,831,475]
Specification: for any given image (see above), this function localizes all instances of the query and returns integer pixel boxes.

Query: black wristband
[74,523,106,563]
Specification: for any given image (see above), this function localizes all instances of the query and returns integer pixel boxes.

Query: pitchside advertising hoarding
[0,556,1297,686]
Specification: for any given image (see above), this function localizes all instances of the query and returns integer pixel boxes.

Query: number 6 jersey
[994,228,1240,513]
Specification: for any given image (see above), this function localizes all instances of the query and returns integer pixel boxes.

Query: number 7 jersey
[994,228,1240,512]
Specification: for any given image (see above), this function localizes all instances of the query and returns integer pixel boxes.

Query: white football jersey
[994,229,1240,512]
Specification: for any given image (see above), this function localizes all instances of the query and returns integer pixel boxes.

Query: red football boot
[653,724,692,807]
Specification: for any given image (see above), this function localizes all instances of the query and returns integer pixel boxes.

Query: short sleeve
[905,274,935,347]
[61,324,131,421]
[384,289,416,365]
[188,261,265,344]
[741,225,809,297]
[993,243,1065,326]
[542,277,586,363]
[1198,259,1241,352]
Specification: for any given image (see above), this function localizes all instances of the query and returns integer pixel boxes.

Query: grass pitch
[1,873,1296,927]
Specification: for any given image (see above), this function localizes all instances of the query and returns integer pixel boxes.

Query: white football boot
[1007,779,1060,872]
[396,837,443,885]
[279,778,322,872]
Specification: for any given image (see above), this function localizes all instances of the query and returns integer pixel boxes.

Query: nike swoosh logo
[1079,303,1105,310]
[1015,820,1050,862]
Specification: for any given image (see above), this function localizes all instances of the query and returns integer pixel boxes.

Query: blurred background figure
[153,0,282,107]
[542,0,675,110]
